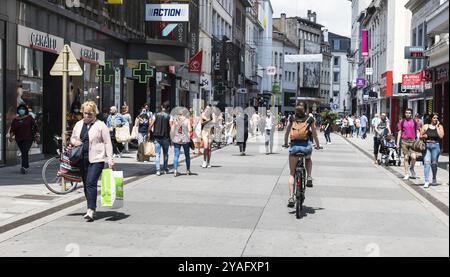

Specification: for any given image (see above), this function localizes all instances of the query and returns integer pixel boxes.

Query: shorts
[201,129,213,143]
[401,139,416,156]
[289,140,313,156]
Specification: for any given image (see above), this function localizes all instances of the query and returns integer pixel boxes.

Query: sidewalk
[0,145,213,233]
[339,131,449,211]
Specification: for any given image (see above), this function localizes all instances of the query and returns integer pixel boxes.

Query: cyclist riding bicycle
[283,103,321,208]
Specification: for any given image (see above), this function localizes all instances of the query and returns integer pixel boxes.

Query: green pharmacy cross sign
[96,61,115,84]
[133,62,154,84]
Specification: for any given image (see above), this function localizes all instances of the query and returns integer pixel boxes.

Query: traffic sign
[50,45,83,76]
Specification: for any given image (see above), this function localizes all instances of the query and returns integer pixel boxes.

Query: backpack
[401,119,418,139]
[290,117,311,141]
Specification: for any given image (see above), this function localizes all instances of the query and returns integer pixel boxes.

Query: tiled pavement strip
[340,131,449,216]
[0,144,225,235]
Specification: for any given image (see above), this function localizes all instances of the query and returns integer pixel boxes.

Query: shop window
[0,39,3,162]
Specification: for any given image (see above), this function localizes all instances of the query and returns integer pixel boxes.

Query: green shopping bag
[101,169,124,209]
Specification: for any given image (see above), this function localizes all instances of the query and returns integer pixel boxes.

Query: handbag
[412,139,426,152]
[115,125,130,143]
[68,145,83,164]
[143,140,156,157]
[130,126,139,140]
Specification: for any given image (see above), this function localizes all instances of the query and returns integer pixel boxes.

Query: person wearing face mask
[71,101,114,222]
[283,103,321,208]
[8,104,39,174]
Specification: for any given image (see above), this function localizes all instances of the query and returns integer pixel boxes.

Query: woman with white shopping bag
[71,101,114,222]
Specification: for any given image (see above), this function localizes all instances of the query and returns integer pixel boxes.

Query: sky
[271,0,352,37]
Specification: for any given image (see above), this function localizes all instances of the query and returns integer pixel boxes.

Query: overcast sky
[271,0,352,37]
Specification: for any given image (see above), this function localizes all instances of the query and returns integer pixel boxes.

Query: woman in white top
[121,105,132,153]
[264,111,275,154]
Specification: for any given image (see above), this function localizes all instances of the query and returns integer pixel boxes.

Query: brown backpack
[290,119,310,141]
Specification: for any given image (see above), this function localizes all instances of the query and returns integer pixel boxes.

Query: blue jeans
[360,127,367,138]
[173,143,191,171]
[324,131,331,143]
[424,142,440,183]
[155,137,170,172]
[289,140,313,156]
[80,159,104,211]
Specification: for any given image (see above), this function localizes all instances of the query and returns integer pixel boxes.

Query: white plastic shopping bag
[101,169,124,209]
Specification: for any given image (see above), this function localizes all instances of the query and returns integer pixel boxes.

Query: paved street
[0,132,448,257]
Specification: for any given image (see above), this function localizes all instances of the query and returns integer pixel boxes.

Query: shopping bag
[115,125,131,143]
[143,141,156,157]
[101,169,124,209]
[130,126,139,140]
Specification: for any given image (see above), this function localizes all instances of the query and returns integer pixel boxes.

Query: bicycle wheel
[295,170,303,219]
[42,157,78,195]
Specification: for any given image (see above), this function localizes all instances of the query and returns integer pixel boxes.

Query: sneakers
[207,163,212,168]
[403,174,410,180]
[186,170,192,176]
[156,171,161,176]
[306,177,313,188]
[424,182,430,188]
[287,197,295,208]
[432,179,438,186]
[202,161,207,168]
[174,170,180,177]
[85,209,95,222]
[409,167,417,179]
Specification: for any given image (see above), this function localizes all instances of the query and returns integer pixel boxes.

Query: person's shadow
[68,211,130,222]
[289,206,325,219]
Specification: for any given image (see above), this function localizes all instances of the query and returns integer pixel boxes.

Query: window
[334,57,340,66]
[333,72,339,83]
[333,39,340,50]
[333,91,339,97]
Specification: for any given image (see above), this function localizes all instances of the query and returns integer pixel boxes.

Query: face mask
[74,109,80,113]
[18,109,26,116]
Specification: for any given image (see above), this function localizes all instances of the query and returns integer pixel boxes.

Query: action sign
[146,4,189,22]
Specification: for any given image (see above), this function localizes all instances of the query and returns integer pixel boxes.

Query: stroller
[379,133,401,166]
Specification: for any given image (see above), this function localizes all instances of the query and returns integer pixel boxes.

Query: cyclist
[283,103,321,208]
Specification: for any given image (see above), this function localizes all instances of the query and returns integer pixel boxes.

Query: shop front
[0,21,4,163]
[17,25,64,157]
[68,42,105,131]
[431,63,449,153]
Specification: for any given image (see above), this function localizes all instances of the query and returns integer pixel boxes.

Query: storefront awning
[147,51,187,67]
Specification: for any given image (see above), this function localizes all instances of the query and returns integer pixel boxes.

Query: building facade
[0,0,199,165]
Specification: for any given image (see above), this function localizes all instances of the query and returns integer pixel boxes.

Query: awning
[147,51,187,67]
[245,78,258,86]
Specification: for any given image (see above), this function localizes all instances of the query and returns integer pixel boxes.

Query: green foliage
[320,110,338,125]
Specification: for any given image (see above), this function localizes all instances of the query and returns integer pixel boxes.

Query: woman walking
[264,111,275,155]
[171,109,192,177]
[134,109,151,145]
[71,101,114,222]
[201,106,214,168]
[8,104,40,174]
[107,106,126,158]
[420,113,445,188]
[236,110,249,156]
[324,116,332,144]
[121,106,132,153]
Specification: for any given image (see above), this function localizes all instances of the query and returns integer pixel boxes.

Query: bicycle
[42,135,79,194]
[283,144,322,219]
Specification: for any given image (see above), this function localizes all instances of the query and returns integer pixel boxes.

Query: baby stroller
[379,133,401,167]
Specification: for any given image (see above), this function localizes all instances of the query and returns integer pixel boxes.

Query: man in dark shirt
[152,102,171,176]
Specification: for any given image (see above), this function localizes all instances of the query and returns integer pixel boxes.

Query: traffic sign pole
[62,46,69,147]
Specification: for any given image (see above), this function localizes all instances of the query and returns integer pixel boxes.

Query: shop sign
[365,68,373,75]
[70,42,105,66]
[114,68,121,108]
[18,25,64,54]
[272,84,281,93]
[402,73,423,90]
[380,71,393,97]
[404,46,426,59]
[145,4,189,22]
[356,78,365,88]
[266,66,277,76]
[436,66,448,81]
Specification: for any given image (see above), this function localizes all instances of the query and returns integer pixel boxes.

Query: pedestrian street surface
[0,132,448,257]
